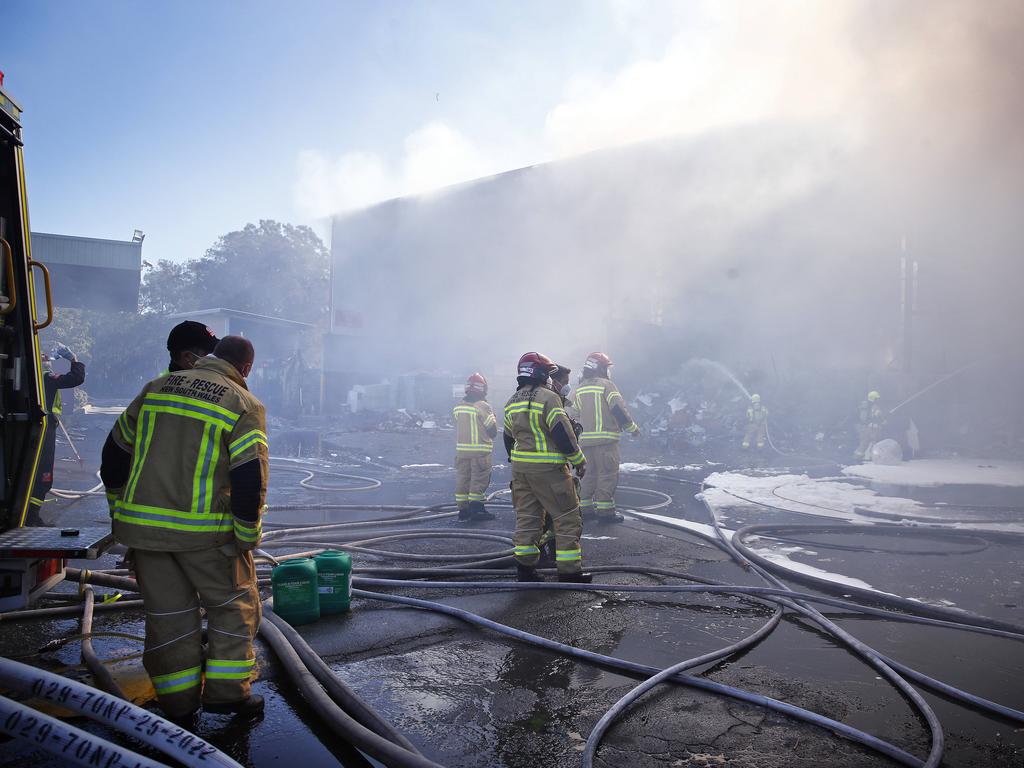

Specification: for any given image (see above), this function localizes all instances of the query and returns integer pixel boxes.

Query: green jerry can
[314,550,352,614]
[271,558,320,626]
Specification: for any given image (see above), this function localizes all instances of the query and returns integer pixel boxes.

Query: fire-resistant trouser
[133,545,261,717]
[742,423,766,449]
[454,454,492,510]
[855,424,881,459]
[26,424,57,526]
[511,466,583,575]
[579,442,620,519]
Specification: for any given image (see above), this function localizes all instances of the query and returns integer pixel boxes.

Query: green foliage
[40,310,172,398]
[139,220,330,325]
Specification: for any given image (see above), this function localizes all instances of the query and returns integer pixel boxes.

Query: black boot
[595,511,624,525]
[165,709,200,729]
[204,694,265,717]
[538,536,556,567]
[516,564,544,582]
[558,571,593,583]
[457,506,472,522]
[471,501,495,520]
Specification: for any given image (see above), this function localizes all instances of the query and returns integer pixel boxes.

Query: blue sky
[3,1,685,264]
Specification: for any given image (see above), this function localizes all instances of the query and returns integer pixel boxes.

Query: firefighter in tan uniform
[453,372,497,521]
[503,352,590,583]
[742,394,768,450]
[100,336,268,725]
[575,352,639,524]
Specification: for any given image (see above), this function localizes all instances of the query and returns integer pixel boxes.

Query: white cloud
[544,1,863,158]
[293,121,492,218]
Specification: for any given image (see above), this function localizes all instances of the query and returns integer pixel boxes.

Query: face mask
[559,384,571,397]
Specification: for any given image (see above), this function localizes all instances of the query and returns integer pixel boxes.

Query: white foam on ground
[842,459,1024,488]
[401,463,446,469]
[620,462,705,472]
[703,471,925,522]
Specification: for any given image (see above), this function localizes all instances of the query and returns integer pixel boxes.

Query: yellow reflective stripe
[456,444,492,453]
[113,500,231,532]
[566,449,585,466]
[510,449,567,463]
[528,407,546,453]
[483,413,496,426]
[556,549,582,561]
[205,658,255,680]
[233,517,261,542]
[229,431,267,459]
[145,392,240,421]
[513,545,540,555]
[581,431,621,442]
[124,409,156,502]
[467,493,486,501]
[117,411,135,444]
[52,391,63,416]
[546,407,567,429]
[152,665,202,694]
[143,403,234,432]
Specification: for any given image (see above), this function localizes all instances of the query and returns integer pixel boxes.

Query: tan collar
[194,356,248,390]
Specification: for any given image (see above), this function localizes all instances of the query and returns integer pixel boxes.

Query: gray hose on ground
[353,588,923,768]
[257,611,445,768]
[583,604,784,767]
[262,608,422,756]
[0,599,145,622]
[698,498,945,768]
[0,693,169,768]
[730,522,1024,634]
[0,656,243,767]
[80,587,125,699]
[66,568,137,592]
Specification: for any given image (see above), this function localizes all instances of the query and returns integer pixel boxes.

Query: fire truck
[0,73,111,610]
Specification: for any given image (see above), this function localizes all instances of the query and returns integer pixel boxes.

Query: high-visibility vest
[108,357,268,551]
[453,399,495,454]
[503,385,584,471]
[574,376,638,446]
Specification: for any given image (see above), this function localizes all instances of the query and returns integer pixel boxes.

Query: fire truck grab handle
[0,237,15,315]
[29,257,53,330]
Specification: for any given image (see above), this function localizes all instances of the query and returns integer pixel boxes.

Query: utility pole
[900,237,918,373]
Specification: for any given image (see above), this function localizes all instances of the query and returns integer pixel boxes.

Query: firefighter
[503,352,590,583]
[854,390,886,460]
[574,352,639,524]
[742,394,768,450]
[165,320,219,374]
[25,344,86,526]
[538,363,580,565]
[453,372,497,521]
[100,336,268,725]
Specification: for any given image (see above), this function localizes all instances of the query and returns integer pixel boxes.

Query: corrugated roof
[31,232,141,271]
[169,308,313,329]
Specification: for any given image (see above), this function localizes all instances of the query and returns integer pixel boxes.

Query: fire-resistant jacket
[504,384,585,473]
[747,404,768,424]
[574,376,639,446]
[106,357,269,552]
[859,401,886,429]
[453,398,496,454]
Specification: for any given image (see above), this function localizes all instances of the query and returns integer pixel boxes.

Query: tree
[139,220,330,325]
[139,259,193,316]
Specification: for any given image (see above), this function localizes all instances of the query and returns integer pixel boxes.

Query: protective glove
[575,463,587,479]
[56,344,75,360]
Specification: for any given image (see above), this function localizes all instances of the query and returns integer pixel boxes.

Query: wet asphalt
[3,413,1023,767]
